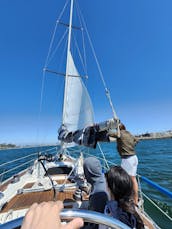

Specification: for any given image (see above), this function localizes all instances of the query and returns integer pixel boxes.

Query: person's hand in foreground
[21,201,84,229]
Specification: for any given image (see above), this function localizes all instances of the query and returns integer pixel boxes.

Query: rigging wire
[0,152,37,168]
[81,26,87,77]
[75,1,119,121]
[74,0,91,106]
[73,33,87,76]
[97,143,110,170]
[59,159,79,189]
[137,175,144,211]
[57,38,69,73]
[0,159,35,177]
[39,160,56,200]
[75,1,87,76]
[37,0,70,145]
[45,28,68,67]
[142,192,172,221]
[53,38,68,125]
[57,0,70,26]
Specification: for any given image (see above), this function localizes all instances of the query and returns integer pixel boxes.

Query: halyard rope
[75,2,119,121]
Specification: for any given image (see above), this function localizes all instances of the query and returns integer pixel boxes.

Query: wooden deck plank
[0,190,155,229]
[0,171,26,192]
[1,186,89,213]
[55,179,71,184]
[0,190,76,213]
[23,183,34,189]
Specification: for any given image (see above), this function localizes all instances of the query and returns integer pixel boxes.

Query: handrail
[0,159,35,177]
[0,146,58,169]
[1,146,172,201]
[142,191,172,221]
[0,209,131,229]
[139,175,172,199]
[0,152,37,168]
[41,146,58,153]
[0,146,59,179]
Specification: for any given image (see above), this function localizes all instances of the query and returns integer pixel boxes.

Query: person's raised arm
[21,201,83,229]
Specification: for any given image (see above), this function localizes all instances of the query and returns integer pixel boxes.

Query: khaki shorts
[121,155,138,176]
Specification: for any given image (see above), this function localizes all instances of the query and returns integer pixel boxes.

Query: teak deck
[0,176,88,213]
[1,190,76,213]
[0,172,155,229]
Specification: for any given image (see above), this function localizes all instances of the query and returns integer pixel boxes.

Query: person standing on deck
[109,123,139,205]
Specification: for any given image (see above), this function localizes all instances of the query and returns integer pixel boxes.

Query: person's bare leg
[131,176,138,205]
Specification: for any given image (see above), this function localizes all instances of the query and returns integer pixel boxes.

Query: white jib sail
[63,51,94,132]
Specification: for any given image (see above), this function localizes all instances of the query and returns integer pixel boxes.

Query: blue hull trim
[140,175,172,199]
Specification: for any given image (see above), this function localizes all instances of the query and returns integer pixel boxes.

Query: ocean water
[0,138,172,221]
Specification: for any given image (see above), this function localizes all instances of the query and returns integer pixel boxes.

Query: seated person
[83,157,108,229]
[104,166,144,229]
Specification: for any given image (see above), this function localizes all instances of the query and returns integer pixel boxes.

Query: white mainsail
[63,51,94,132]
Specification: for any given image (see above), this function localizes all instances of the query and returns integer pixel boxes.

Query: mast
[62,0,74,124]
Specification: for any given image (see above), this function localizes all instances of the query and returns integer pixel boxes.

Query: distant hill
[0,143,17,149]
[136,130,172,140]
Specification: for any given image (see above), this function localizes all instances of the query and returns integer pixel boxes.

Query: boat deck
[0,177,88,213]
[0,163,156,229]
[1,190,77,213]
[1,191,155,228]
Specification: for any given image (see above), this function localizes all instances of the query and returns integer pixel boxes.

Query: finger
[24,202,38,219]
[38,201,53,211]
[54,201,64,225]
[21,203,38,229]
[64,218,84,229]
[41,201,55,206]
[55,201,64,214]
[28,202,38,211]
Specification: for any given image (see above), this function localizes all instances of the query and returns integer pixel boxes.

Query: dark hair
[119,123,126,130]
[106,166,144,229]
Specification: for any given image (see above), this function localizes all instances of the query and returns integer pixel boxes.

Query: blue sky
[0,0,172,145]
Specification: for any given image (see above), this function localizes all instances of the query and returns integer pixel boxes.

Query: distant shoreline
[136,130,172,140]
[0,144,57,150]
[1,134,172,150]
[138,135,172,141]
[110,135,172,142]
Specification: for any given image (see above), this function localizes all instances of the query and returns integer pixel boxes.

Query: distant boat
[0,1,172,228]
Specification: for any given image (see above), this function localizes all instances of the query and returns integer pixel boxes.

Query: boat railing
[84,149,172,203]
[40,146,58,154]
[81,149,172,198]
[79,150,172,224]
[0,209,131,229]
[139,175,172,199]
[66,144,170,209]
[78,149,115,170]
[0,146,171,224]
[138,175,172,222]
[0,152,37,169]
[0,159,35,179]
[0,146,59,183]
[141,191,172,222]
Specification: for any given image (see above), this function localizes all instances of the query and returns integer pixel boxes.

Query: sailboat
[0,0,172,228]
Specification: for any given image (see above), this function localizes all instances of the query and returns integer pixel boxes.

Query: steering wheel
[0,209,131,229]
